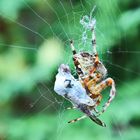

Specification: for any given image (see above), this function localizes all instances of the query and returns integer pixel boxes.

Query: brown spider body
[70,19,116,119]
[72,51,107,103]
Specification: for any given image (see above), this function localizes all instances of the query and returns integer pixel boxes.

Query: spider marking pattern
[54,10,116,127]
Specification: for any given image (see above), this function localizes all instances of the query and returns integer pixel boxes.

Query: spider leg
[89,26,100,76]
[68,115,87,123]
[91,28,97,55]
[94,78,116,116]
[70,40,84,79]
[70,40,77,55]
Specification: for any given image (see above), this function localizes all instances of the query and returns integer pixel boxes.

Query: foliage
[0,0,140,140]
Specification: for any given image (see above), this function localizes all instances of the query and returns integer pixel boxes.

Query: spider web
[0,0,140,140]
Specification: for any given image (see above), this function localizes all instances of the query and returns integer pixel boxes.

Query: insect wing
[89,114,106,127]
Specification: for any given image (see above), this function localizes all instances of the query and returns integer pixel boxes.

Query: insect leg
[68,115,87,123]
[78,104,106,127]
[68,114,106,127]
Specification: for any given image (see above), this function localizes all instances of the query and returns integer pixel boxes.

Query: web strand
[0,1,139,139]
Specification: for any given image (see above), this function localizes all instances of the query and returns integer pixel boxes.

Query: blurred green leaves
[37,38,64,71]
[0,0,23,20]
[0,38,63,103]
[0,0,140,140]
[119,8,140,36]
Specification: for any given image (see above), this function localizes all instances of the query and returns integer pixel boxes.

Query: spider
[54,12,116,127]
[69,16,116,118]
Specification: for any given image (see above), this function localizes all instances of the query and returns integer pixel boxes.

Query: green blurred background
[0,0,140,140]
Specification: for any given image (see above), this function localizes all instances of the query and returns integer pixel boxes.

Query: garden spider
[54,13,116,127]
[70,21,116,116]
[69,16,116,119]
